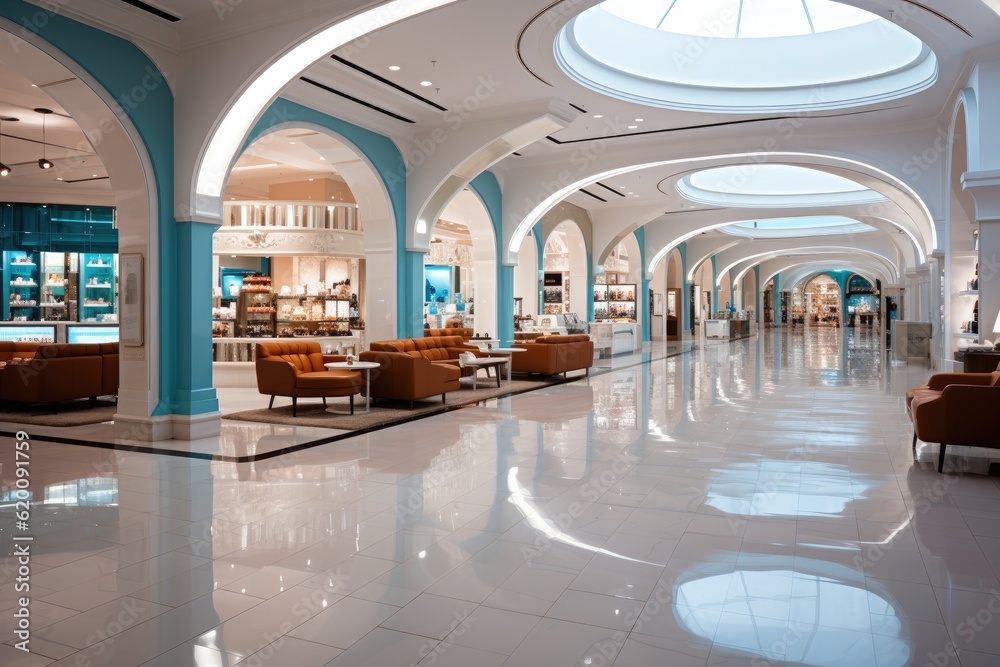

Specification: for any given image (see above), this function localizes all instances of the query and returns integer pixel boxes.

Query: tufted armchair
[255,341,362,416]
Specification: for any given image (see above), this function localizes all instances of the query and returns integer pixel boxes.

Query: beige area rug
[223,377,561,430]
[0,400,117,427]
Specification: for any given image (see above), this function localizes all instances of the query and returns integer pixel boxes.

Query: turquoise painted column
[173,221,220,414]
[635,228,650,342]
[401,251,425,338]
[729,273,736,310]
[711,256,719,316]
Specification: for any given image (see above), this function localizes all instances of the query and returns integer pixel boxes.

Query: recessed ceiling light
[420,81,433,87]
[289,141,296,145]
[633,194,639,197]
[594,114,603,118]
[627,125,638,129]
[635,118,643,122]
[30,84,37,88]
[319,156,326,161]
[619,186,625,189]
[92,174,97,177]
[56,177,63,181]
[308,178,314,181]
[389,65,401,71]
[628,191,633,195]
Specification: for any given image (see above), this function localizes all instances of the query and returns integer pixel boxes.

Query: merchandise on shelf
[593,283,637,322]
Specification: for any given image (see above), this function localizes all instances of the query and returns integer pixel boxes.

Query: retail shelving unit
[593,283,637,321]
[80,253,116,322]
[5,251,40,321]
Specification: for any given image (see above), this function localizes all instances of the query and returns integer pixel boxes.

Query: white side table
[460,357,507,389]
[482,347,526,382]
[325,361,380,414]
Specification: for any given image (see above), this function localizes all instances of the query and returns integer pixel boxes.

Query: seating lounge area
[252,333,596,415]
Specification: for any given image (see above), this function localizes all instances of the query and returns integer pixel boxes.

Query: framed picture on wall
[120,253,143,347]
[653,293,664,316]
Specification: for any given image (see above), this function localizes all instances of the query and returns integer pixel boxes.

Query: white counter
[591,321,638,356]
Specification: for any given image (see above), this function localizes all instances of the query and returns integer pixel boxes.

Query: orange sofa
[908,370,1000,471]
[425,327,473,341]
[0,341,42,361]
[255,341,362,416]
[360,336,473,408]
[511,334,594,377]
[0,343,119,407]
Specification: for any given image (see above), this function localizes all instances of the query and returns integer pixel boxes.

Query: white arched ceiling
[643,208,919,281]
[437,188,497,337]
[0,22,161,431]
[509,152,937,266]
[232,123,398,341]
[762,259,892,291]
[191,0,463,219]
[722,247,899,287]
[706,237,902,287]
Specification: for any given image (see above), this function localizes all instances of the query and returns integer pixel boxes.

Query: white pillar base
[113,413,173,442]
[171,412,223,441]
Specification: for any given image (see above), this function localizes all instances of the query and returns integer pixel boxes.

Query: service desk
[705,319,750,340]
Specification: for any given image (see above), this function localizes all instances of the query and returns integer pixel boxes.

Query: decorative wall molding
[213,227,365,256]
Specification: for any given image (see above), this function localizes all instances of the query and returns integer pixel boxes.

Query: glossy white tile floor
[5,327,1000,666]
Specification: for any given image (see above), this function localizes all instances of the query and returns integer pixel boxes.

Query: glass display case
[275,294,354,338]
[40,252,77,322]
[235,274,276,337]
[5,250,40,321]
[80,253,116,322]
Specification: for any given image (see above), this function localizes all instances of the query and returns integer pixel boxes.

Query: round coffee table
[325,361,379,414]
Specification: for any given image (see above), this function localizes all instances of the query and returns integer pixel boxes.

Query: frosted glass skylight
[601,0,877,39]
[554,0,937,112]
[677,165,888,208]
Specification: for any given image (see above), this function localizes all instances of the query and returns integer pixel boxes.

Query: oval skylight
[677,165,888,208]
[555,0,937,112]
[721,216,876,239]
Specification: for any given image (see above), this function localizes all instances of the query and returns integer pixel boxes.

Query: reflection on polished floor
[6,328,1000,666]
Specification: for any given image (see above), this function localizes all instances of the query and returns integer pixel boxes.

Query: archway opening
[212,127,394,394]
[0,24,157,425]
[542,221,588,325]
[799,274,842,327]
[426,189,497,337]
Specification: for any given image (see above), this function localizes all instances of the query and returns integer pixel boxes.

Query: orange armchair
[909,371,1000,471]
[255,342,362,416]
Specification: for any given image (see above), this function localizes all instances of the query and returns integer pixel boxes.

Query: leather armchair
[255,342,362,416]
[909,370,1000,471]
[425,327,473,341]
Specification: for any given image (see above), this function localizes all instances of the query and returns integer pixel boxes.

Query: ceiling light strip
[329,55,447,111]
[299,77,416,123]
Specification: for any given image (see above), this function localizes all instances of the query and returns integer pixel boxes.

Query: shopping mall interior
[2,0,1000,665]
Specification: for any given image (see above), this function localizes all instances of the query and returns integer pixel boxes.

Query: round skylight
[554,0,937,112]
[677,165,888,208]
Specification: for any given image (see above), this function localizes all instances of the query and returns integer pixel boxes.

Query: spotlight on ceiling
[35,108,53,171]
